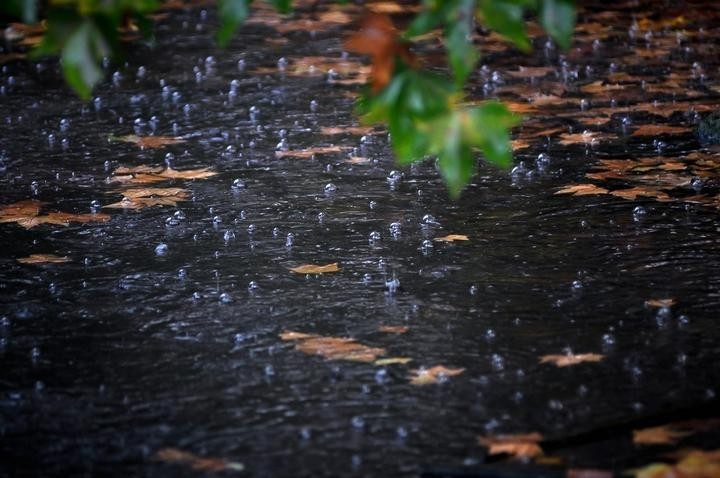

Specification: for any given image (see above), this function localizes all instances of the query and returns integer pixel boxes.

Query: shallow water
[2,1,720,476]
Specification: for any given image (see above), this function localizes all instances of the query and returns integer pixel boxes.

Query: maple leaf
[539,353,604,367]
[112,135,186,149]
[345,13,416,91]
[17,254,71,264]
[154,448,244,472]
[633,425,692,446]
[289,263,340,274]
[478,433,544,459]
[434,234,470,242]
[280,331,386,362]
[409,365,465,385]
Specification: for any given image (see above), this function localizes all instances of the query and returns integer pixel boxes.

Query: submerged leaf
[275,146,345,159]
[289,263,340,274]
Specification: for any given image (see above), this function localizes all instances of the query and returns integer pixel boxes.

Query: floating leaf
[434,234,469,242]
[478,433,544,459]
[112,135,186,149]
[645,298,676,308]
[409,365,465,385]
[0,200,110,229]
[154,447,244,472]
[280,330,386,362]
[378,325,409,334]
[320,126,376,136]
[555,184,609,196]
[289,263,340,274]
[110,165,217,184]
[633,425,692,446]
[17,254,71,264]
[105,187,190,210]
[635,449,720,478]
[609,187,670,201]
[374,357,413,366]
[558,131,600,145]
[275,146,345,159]
[631,124,691,137]
[539,353,604,367]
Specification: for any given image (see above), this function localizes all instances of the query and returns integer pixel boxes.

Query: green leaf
[445,17,478,86]
[477,0,532,52]
[430,112,475,198]
[539,0,575,50]
[61,20,109,99]
[465,101,520,168]
[217,0,251,46]
[0,0,38,24]
[405,0,456,38]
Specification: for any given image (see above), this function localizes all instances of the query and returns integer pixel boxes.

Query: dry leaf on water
[320,126,377,136]
[0,200,110,229]
[478,432,544,459]
[635,449,720,478]
[289,263,340,274]
[558,131,600,145]
[609,187,670,201]
[275,146,345,159]
[374,357,413,366]
[280,330,386,362]
[555,184,609,196]
[408,365,465,385]
[105,187,190,210]
[645,298,676,308]
[17,254,71,264]
[112,135,185,149]
[110,165,217,185]
[633,425,692,446]
[631,124,690,137]
[434,234,469,242]
[154,447,244,472]
[378,325,408,334]
[539,353,604,367]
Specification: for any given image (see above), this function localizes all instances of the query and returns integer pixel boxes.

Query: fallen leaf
[320,126,376,136]
[112,135,185,149]
[281,330,386,362]
[114,165,165,175]
[506,66,556,79]
[154,447,244,472]
[558,131,600,145]
[290,263,340,274]
[633,425,692,446]
[554,184,609,196]
[119,187,189,199]
[581,81,626,94]
[645,298,676,308]
[635,449,720,478]
[478,433,544,459]
[0,200,110,229]
[43,212,111,224]
[0,200,45,218]
[109,166,217,184]
[409,365,465,385]
[609,187,670,201]
[374,357,413,365]
[434,234,470,242]
[155,167,217,180]
[539,353,604,367]
[378,325,408,334]
[275,146,345,158]
[17,254,71,264]
[631,124,691,137]
[567,469,613,478]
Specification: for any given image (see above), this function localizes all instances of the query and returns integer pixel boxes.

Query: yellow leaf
[478,433,544,459]
[374,357,413,366]
[17,254,71,264]
[539,353,604,367]
[434,234,469,242]
[289,263,340,274]
[409,365,465,385]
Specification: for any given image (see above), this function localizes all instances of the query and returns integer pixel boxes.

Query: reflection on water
[2,1,720,476]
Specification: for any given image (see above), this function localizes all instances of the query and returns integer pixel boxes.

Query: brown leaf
[378,325,408,334]
[539,353,604,367]
[478,433,544,459]
[345,13,416,91]
[275,146,345,159]
[0,200,45,218]
[558,131,600,145]
[631,124,690,137]
[581,81,626,94]
[44,212,111,224]
[289,263,340,274]
[114,165,165,175]
[554,184,609,196]
[119,187,189,199]
[320,126,376,136]
[374,357,413,365]
[506,66,556,79]
[409,365,465,385]
[645,298,676,308]
[0,200,110,229]
[635,449,720,478]
[155,167,217,180]
[17,254,71,264]
[281,330,386,362]
[154,447,244,472]
[113,135,185,149]
[633,425,692,446]
[434,234,470,242]
[609,187,670,201]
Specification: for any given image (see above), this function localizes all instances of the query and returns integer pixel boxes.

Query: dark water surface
[2,1,720,476]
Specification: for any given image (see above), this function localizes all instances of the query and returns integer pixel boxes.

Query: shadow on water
[1,1,720,476]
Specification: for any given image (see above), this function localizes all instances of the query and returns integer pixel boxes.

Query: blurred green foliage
[0,0,575,196]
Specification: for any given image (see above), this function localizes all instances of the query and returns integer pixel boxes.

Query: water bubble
[178,268,187,280]
[369,231,381,243]
[374,368,388,384]
[385,276,400,294]
[571,280,583,290]
[219,292,232,303]
[536,153,550,167]
[389,222,401,237]
[213,215,223,224]
[491,353,504,371]
[386,170,403,187]
[362,273,372,284]
[351,416,365,429]
[309,99,318,112]
[369,200,377,210]
[155,243,168,256]
[286,233,295,247]
[420,239,433,254]
[231,179,246,190]
[223,230,236,242]
[248,281,259,291]
[164,152,175,166]
[485,329,496,340]
[237,59,246,71]
[277,57,288,70]
[275,138,289,151]
[247,224,255,234]
[112,71,122,86]
[469,284,478,295]
[422,214,438,225]
[171,91,181,103]
[249,105,259,121]
[633,205,647,220]
[324,183,337,194]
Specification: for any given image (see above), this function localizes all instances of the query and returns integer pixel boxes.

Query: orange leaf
[631,124,690,137]
[378,325,408,334]
[633,425,692,446]
[280,330,386,362]
[645,298,676,308]
[17,254,71,264]
[555,184,609,196]
[434,234,469,242]
[478,433,544,459]
[539,353,604,367]
[289,263,340,274]
[409,365,465,385]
